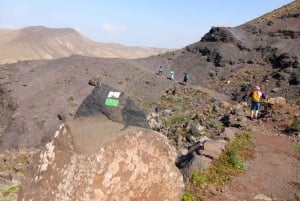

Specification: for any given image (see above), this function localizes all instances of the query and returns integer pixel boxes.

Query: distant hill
[0,26,171,64]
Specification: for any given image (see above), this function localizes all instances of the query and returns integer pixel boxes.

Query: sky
[0,0,294,48]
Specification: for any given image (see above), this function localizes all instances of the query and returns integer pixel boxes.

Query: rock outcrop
[18,123,184,201]
[75,83,150,129]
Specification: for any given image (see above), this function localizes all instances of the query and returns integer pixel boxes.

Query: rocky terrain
[136,0,300,104]
[0,1,299,200]
[0,26,171,64]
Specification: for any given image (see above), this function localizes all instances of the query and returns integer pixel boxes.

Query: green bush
[67,96,74,102]
[168,95,184,103]
[166,115,186,126]
[0,183,19,201]
[182,189,197,201]
[228,148,245,170]
[209,119,224,131]
[289,119,300,132]
[294,143,300,151]
[191,171,207,188]
[191,132,253,187]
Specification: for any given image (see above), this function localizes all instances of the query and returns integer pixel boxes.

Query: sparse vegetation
[288,118,300,132]
[168,95,184,103]
[209,119,224,133]
[165,115,186,126]
[67,96,74,102]
[182,189,197,201]
[190,132,254,198]
[0,183,19,201]
[67,96,77,107]
[292,129,300,201]
[147,86,258,200]
[294,143,300,151]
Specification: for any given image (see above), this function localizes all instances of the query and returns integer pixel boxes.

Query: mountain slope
[0,26,170,64]
[134,0,300,103]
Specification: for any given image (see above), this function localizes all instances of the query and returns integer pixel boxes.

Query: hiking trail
[208,120,299,201]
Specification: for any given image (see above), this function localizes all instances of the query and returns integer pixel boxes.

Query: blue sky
[0,0,294,48]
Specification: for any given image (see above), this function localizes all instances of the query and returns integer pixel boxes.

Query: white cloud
[101,23,127,33]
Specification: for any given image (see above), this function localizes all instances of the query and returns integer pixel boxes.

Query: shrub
[67,96,74,102]
[191,132,253,187]
[166,115,186,126]
[289,118,300,132]
[168,95,184,103]
[182,189,197,201]
[209,119,224,131]
[228,148,245,170]
[294,143,300,151]
[191,171,207,188]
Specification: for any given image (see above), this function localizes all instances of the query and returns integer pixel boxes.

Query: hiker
[183,73,189,85]
[158,66,163,75]
[170,70,176,80]
[249,86,266,120]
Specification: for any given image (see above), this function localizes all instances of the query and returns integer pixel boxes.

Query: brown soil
[207,120,299,201]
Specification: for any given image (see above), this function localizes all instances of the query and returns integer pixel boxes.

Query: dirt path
[191,85,234,104]
[209,120,299,201]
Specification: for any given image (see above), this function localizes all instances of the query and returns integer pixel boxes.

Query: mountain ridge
[0,26,171,64]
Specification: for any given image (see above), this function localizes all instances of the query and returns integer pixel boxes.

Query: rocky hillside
[134,0,300,104]
[0,55,177,149]
[0,26,170,64]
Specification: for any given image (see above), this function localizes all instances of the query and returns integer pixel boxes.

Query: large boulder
[75,83,150,129]
[268,97,287,105]
[18,120,184,201]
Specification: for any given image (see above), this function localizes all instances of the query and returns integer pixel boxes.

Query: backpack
[184,74,189,81]
[252,90,260,102]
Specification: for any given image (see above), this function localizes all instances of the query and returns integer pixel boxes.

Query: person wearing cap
[248,86,266,120]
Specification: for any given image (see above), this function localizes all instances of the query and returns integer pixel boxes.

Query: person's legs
[250,102,255,119]
[254,110,259,118]
[255,102,261,118]
[251,110,255,119]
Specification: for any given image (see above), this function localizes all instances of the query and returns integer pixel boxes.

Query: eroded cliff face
[18,121,184,201]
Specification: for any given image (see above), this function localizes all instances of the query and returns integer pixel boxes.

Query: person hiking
[158,66,163,75]
[170,70,176,80]
[249,86,266,120]
[183,73,189,85]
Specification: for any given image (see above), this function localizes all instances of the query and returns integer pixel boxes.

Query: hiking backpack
[184,74,189,81]
[252,90,260,102]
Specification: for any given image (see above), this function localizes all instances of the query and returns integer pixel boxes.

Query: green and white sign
[105,98,119,107]
[105,91,121,107]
